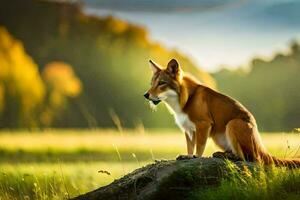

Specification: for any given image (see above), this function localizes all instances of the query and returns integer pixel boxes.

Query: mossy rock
[72,157,257,200]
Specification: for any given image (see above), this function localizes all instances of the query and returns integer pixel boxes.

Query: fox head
[144,59,182,105]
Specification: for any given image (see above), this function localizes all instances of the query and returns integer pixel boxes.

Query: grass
[0,129,299,162]
[0,161,146,200]
[190,165,300,200]
[0,129,299,199]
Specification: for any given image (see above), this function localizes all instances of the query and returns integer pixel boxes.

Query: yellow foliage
[104,16,129,34]
[42,61,82,98]
[40,62,82,126]
[0,26,45,117]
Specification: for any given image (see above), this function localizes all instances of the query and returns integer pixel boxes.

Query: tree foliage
[213,41,300,131]
[41,61,82,126]
[0,27,45,127]
[0,0,215,128]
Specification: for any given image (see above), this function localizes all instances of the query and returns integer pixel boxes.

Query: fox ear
[167,59,181,77]
[149,60,161,74]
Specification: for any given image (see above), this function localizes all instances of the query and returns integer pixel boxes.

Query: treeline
[0,27,82,128]
[0,0,215,128]
[1,0,298,131]
[213,42,300,131]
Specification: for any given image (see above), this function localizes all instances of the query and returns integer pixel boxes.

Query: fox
[144,58,300,168]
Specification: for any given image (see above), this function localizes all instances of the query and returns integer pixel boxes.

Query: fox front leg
[176,132,196,160]
[195,121,211,157]
[176,121,211,160]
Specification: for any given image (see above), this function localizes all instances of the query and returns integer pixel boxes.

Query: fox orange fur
[144,59,300,168]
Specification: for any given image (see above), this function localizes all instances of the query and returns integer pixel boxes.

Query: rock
[72,157,257,200]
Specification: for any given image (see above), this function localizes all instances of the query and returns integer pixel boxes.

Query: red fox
[144,59,300,168]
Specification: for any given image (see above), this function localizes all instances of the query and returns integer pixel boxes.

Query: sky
[83,0,300,72]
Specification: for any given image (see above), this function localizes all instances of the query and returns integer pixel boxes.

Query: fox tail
[260,152,300,168]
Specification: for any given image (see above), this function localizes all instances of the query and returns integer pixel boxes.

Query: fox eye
[158,81,167,86]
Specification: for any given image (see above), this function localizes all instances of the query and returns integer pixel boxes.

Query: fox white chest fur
[159,90,196,140]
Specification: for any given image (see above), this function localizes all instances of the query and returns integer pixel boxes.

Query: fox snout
[143,92,161,105]
[143,92,150,99]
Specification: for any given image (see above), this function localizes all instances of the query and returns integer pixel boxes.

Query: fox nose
[144,92,150,99]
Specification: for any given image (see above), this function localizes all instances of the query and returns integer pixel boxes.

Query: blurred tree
[41,62,82,126]
[213,41,300,131]
[0,0,215,128]
[0,27,45,128]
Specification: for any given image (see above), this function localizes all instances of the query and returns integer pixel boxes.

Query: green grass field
[0,129,299,199]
